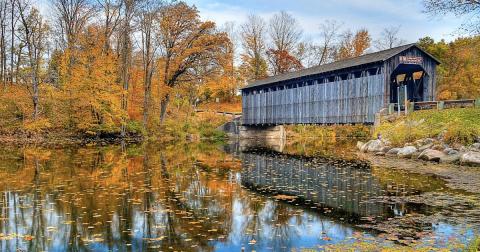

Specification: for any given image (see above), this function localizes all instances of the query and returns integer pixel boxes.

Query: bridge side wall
[242,70,386,125]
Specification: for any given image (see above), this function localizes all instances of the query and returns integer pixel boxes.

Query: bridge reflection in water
[240,150,420,221]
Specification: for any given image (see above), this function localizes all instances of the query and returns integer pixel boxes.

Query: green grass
[375,108,480,146]
[466,236,480,252]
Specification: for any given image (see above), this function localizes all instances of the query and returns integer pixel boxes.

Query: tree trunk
[119,1,133,138]
[160,93,170,124]
[143,68,152,130]
[32,77,39,119]
[10,0,14,86]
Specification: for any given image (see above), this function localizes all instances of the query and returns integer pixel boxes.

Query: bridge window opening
[354,71,362,78]
[367,68,378,75]
[308,80,314,86]
[328,76,335,82]
[340,74,349,80]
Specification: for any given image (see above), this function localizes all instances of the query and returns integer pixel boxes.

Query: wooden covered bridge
[241,44,440,125]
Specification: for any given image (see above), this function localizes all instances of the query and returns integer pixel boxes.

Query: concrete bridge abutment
[239,125,286,140]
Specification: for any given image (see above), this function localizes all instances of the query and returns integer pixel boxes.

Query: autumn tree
[16,1,49,120]
[266,49,303,74]
[118,0,135,137]
[137,0,162,129]
[335,29,371,60]
[240,14,268,81]
[267,11,303,75]
[0,1,7,87]
[0,0,20,90]
[423,0,480,34]
[157,1,228,123]
[375,26,407,50]
[418,36,480,100]
[61,26,122,131]
[303,20,342,67]
[200,22,240,103]
[50,0,95,88]
[96,0,122,52]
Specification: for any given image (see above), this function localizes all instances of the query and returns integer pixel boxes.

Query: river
[0,140,478,251]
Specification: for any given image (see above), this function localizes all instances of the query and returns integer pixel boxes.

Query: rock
[357,141,365,151]
[362,139,385,153]
[443,147,453,154]
[375,152,385,156]
[418,143,434,152]
[381,146,392,153]
[447,149,459,155]
[415,138,434,148]
[460,152,480,166]
[386,148,401,155]
[431,144,445,151]
[418,149,446,162]
[440,153,461,164]
[469,143,480,152]
[397,146,418,158]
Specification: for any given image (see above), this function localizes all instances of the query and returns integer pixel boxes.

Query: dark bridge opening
[390,64,428,103]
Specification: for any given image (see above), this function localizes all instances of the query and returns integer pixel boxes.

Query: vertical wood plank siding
[242,69,386,125]
[242,46,437,126]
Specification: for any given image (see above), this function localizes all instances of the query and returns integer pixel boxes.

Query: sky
[35,0,464,43]
[182,0,463,43]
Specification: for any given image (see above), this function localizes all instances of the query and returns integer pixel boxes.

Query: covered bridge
[241,44,440,125]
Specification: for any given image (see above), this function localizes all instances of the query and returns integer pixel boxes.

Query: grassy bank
[467,236,480,252]
[286,124,370,140]
[375,108,480,146]
[0,104,230,144]
[159,111,228,142]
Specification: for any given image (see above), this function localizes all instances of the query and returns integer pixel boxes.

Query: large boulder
[460,152,480,166]
[418,143,434,152]
[386,148,401,155]
[469,143,480,152]
[440,153,461,164]
[361,139,385,153]
[397,146,418,158]
[418,149,446,162]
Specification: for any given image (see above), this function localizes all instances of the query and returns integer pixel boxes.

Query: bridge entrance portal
[389,63,428,105]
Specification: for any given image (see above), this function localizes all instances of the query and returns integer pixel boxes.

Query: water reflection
[0,142,475,251]
[240,150,433,221]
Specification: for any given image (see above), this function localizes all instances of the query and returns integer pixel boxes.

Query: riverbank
[0,109,231,146]
[358,108,480,166]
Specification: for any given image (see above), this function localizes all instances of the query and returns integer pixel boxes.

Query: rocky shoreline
[357,137,480,166]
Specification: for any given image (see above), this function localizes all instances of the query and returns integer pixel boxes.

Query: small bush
[126,120,146,136]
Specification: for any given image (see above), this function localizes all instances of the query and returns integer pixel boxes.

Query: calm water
[0,141,477,251]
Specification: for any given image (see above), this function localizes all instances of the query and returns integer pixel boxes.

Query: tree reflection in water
[0,141,469,251]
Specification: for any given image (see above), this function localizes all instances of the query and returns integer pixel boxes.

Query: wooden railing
[388,98,480,114]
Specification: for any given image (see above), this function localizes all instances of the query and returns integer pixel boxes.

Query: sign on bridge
[399,56,423,64]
